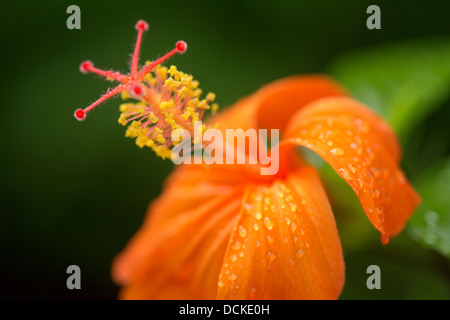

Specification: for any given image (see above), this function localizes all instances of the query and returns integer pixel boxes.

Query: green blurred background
[1,0,449,299]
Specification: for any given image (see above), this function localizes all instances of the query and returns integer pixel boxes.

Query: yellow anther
[119,103,133,112]
[121,91,130,100]
[143,73,153,82]
[149,112,159,124]
[193,88,202,98]
[136,136,149,148]
[118,114,127,126]
[212,103,219,116]
[177,86,188,98]
[168,65,178,77]
[155,65,168,79]
[197,99,208,110]
[206,92,216,101]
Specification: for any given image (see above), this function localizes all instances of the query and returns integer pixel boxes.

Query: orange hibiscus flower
[74,21,420,300]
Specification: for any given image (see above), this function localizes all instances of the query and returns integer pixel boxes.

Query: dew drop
[238,225,247,238]
[289,259,295,266]
[229,273,237,281]
[263,217,274,230]
[255,240,261,248]
[289,203,298,212]
[230,254,238,262]
[290,222,297,232]
[239,251,245,258]
[255,211,262,220]
[267,235,275,245]
[338,168,351,181]
[218,281,224,288]
[425,211,439,225]
[423,233,438,245]
[296,249,305,258]
[348,164,357,174]
[330,148,345,156]
[232,241,241,251]
[285,217,291,226]
[326,140,333,147]
[267,251,277,262]
[253,223,260,231]
[357,179,364,188]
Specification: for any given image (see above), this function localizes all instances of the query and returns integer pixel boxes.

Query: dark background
[1,0,449,299]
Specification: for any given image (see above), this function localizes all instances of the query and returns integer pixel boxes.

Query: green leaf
[407,158,450,258]
[329,39,450,141]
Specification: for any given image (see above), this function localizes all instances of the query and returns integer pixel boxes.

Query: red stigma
[135,20,149,31]
[176,41,187,54]
[134,86,142,95]
[128,83,145,99]
[80,61,93,74]
[74,108,86,121]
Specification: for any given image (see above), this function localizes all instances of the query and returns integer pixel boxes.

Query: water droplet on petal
[230,254,238,262]
[229,273,237,281]
[289,203,297,212]
[290,222,297,232]
[330,148,345,156]
[285,217,291,226]
[238,225,247,238]
[338,168,351,181]
[267,235,274,244]
[218,281,224,288]
[253,223,260,231]
[357,179,364,188]
[348,164,357,174]
[296,249,305,258]
[232,241,242,251]
[255,211,262,220]
[267,251,277,262]
[263,217,274,230]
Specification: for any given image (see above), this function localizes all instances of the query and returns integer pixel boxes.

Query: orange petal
[281,97,421,241]
[211,75,347,134]
[255,75,348,134]
[217,167,345,299]
[115,185,245,299]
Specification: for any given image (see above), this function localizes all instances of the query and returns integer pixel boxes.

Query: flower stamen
[74,21,218,159]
